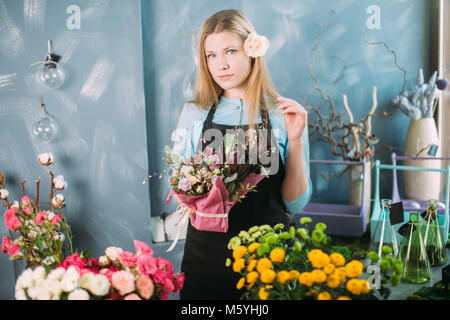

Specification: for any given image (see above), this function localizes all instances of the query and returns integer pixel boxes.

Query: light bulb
[36,61,65,89]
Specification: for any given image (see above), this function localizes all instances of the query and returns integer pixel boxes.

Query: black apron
[180,103,288,300]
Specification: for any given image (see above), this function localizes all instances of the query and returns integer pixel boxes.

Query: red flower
[35,211,47,225]
[7,243,20,257]
[1,236,12,253]
[174,273,185,293]
[4,208,20,231]
[51,213,63,226]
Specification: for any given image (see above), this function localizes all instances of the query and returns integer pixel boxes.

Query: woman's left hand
[277,97,307,143]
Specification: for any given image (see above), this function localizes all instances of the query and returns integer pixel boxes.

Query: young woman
[171,9,312,300]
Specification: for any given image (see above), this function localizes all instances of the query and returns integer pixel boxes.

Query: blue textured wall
[0,0,431,299]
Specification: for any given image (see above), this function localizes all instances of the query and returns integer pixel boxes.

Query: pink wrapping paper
[166,174,265,233]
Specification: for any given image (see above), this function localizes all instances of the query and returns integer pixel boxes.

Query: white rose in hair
[244,33,270,58]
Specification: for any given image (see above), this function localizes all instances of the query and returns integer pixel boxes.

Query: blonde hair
[189,9,279,129]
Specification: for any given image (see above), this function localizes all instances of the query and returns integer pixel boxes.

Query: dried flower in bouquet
[226,218,401,300]
[1,153,73,269]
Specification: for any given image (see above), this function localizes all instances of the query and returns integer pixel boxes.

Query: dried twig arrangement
[305,15,408,180]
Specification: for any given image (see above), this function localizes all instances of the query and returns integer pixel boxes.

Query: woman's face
[204,31,252,98]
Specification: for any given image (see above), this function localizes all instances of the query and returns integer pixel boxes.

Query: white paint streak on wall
[23,0,46,31]
[80,57,115,101]
[53,30,81,66]
[82,0,110,32]
[0,0,25,59]
[0,73,16,91]
[90,122,116,196]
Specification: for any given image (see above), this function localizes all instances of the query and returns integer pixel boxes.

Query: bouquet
[15,240,184,300]
[165,144,268,234]
[1,153,73,269]
[226,218,402,300]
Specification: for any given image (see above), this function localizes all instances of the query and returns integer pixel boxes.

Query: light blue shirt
[171,95,312,213]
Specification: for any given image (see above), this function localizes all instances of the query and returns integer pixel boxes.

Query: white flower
[79,272,94,291]
[68,288,90,300]
[180,165,195,177]
[16,268,33,290]
[51,194,65,207]
[37,152,54,166]
[42,256,56,265]
[0,188,9,199]
[60,267,80,292]
[89,274,110,297]
[99,255,109,266]
[47,268,66,281]
[53,231,65,242]
[11,200,19,208]
[43,278,62,299]
[29,286,51,300]
[53,175,68,190]
[31,266,46,286]
[15,288,27,300]
[243,33,270,58]
[47,211,56,220]
[105,246,123,261]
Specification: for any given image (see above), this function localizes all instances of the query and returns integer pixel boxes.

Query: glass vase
[421,199,448,266]
[399,212,432,284]
[368,199,400,258]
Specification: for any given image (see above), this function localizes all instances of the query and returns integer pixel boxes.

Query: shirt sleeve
[170,103,206,160]
[281,121,312,214]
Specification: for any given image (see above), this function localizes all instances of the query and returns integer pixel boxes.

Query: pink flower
[100,267,119,282]
[35,211,47,225]
[137,254,157,276]
[156,257,173,275]
[7,243,20,257]
[159,291,169,300]
[136,275,154,300]
[152,269,168,284]
[51,213,63,226]
[21,195,31,205]
[162,277,175,293]
[174,273,185,293]
[118,251,137,267]
[1,236,11,253]
[111,270,135,296]
[22,205,33,215]
[124,293,142,300]
[59,253,85,270]
[133,240,153,256]
[4,208,21,231]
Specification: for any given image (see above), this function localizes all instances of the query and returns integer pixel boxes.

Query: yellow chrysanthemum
[248,242,260,253]
[233,245,247,260]
[260,269,276,284]
[311,269,327,283]
[346,278,362,295]
[308,250,330,268]
[289,270,300,281]
[326,273,341,288]
[246,271,259,284]
[345,260,364,278]
[269,247,286,263]
[232,258,245,273]
[337,296,351,300]
[299,272,314,287]
[247,259,257,272]
[276,271,291,284]
[236,277,245,290]
[335,267,347,282]
[330,253,346,266]
[317,291,332,300]
[360,279,371,294]
[256,258,273,274]
[323,263,335,275]
[258,287,270,300]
